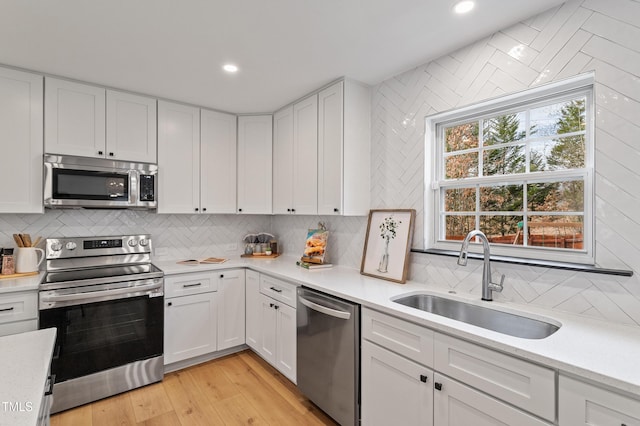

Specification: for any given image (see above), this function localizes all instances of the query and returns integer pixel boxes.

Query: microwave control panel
[139,175,155,202]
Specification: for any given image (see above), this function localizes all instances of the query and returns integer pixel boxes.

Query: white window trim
[424,72,595,265]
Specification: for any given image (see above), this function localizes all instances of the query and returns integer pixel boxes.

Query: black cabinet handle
[238,208,243,212]
[334,208,339,212]
[109,152,114,157]
[202,207,207,212]
[420,374,428,383]
[434,382,442,391]
[287,208,291,212]
[45,374,56,396]
[269,303,274,308]
[167,302,172,307]
[220,274,224,278]
[0,307,15,312]
[183,283,202,288]
[291,208,295,212]
[195,207,199,212]
[269,286,282,293]
[274,304,279,310]
[97,150,103,155]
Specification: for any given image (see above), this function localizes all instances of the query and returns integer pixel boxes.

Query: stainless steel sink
[392,294,560,339]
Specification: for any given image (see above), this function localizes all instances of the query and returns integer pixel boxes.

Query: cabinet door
[237,115,272,214]
[292,94,318,215]
[559,375,640,426]
[275,302,296,383]
[106,90,157,163]
[217,269,246,351]
[245,270,261,350]
[45,77,105,158]
[164,292,217,365]
[272,106,294,214]
[361,340,433,426]
[0,67,43,213]
[258,293,277,365]
[317,81,343,215]
[201,109,237,213]
[433,373,552,426]
[157,100,200,214]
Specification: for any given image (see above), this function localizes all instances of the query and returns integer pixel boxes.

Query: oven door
[39,280,163,383]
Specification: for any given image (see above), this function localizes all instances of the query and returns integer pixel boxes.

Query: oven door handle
[40,280,163,308]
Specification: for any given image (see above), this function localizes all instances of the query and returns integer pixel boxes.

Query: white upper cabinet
[0,67,43,214]
[273,94,318,215]
[201,109,237,214]
[318,80,370,216]
[157,100,201,214]
[237,115,273,214]
[292,94,318,214]
[272,106,294,214]
[45,77,106,158]
[45,77,157,163]
[106,89,157,163]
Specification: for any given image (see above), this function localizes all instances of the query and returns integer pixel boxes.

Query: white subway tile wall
[1,0,640,326]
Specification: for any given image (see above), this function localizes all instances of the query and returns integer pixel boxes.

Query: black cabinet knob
[109,152,114,157]
[291,208,295,212]
[97,150,103,155]
[220,274,224,278]
[238,208,243,212]
[167,302,172,307]
[334,208,339,212]
[202,207,207,212]
[287,208,291,212]
[434,382,442,391]
[420,374,428,383]
[195,208,199,212]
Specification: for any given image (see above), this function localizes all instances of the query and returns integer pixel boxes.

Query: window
[425,74,594,264]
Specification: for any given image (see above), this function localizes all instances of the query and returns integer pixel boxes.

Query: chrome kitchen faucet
[457,230,504,301]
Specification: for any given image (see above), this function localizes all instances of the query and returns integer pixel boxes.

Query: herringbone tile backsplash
[3,0,640,326]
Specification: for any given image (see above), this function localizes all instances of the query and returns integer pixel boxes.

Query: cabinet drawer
[559,375,640,425]
[362,308,434,367]
[164,272,218,298]
[259,274,297,308]
[0,291,38,325]
[434,333,555,422]
[434,373,552,426]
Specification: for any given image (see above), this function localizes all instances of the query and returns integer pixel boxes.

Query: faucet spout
[457,230,504,301]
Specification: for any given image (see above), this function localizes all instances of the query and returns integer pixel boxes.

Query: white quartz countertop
[0,273,44,294]
[157,255,640,397]
[0,328,56,426]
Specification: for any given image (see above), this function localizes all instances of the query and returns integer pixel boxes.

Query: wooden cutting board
[0,271,39,280]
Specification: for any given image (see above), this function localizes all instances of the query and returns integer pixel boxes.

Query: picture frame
[360,209,416,284]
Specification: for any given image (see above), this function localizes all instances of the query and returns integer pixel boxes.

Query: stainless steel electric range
[38,234,164,413]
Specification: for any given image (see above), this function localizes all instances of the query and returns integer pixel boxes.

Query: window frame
[424,73,595,264]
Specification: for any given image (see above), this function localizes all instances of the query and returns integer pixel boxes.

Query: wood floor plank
[163,369,225,426]
[91,392,137,426]
[211,393,268,425]
[51,350,338,426]
[128,381,174,423]
[50,403,92,426]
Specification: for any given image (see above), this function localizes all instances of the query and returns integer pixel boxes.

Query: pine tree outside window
[425,75,594,264]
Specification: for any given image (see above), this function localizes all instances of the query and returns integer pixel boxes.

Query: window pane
[482,112,526,146]
[530,98,586,137]
[527,180,584,212]
[480,215,522,245]
[482,145,525,176]
[527,216,584,249]
[445,153,478,179]
[444,215,475,241]
[479,184,523,212]
[530,135,585,171]
[444,187,476,212]
[445,122,478,152]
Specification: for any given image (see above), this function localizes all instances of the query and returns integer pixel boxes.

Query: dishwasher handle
[299,295,351,320]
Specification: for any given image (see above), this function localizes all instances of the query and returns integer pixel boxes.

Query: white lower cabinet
[433,373,551,426]
[246,272,297,383]
[361,308,555,426]
[361,340,433,426]
[164,291,217,365]
[164,269,246,365]
[559,375,640,426]
[0,290,38,337]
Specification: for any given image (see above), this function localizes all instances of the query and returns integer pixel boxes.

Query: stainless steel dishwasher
[297,287,360,426]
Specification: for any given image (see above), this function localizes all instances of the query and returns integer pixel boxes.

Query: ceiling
[0,0,566,114]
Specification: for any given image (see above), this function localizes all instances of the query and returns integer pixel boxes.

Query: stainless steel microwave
[44,154,157,209]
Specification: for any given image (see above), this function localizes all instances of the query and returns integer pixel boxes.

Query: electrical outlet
[225,243,237,252]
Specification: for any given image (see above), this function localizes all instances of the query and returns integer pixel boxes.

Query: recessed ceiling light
[223,64,239,73]
[453,0,475,14]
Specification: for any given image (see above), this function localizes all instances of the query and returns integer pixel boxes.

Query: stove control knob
[139,239,149,247]
[128,239,138,247]
[50,242,63,251]
[65,242,77,250]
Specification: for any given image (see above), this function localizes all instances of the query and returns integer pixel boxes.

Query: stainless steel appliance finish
[393,293,560,339]
[39,234,164,414]
[297,287,360,426]
[44,154,157,209]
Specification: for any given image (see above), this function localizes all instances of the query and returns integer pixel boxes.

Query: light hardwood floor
[51,350,338,425]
